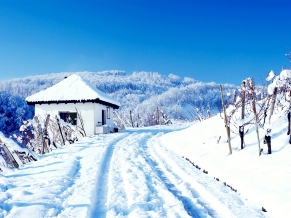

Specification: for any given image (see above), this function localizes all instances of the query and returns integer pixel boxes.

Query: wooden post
[269,87,277,124]
[241,81,246,120]
[75,107,86,136]
[56,115,65,145]
[1,143,19,168]
[34,116,44,154]
[41,114,50,155]
[220,85,232,155]
[250,80,261,156]
[232,90,237,105]
[240,81,246,149]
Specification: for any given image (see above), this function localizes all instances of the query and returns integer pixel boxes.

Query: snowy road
[90,128,264,218]
[0,125,265,218]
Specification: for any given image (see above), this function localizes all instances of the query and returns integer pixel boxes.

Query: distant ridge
[0,71,236,124]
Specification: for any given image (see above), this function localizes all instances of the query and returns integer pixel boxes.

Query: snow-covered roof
[26,74,120,109]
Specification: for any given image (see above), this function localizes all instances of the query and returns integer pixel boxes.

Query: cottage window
[107,107,110,119]
[59,112,77,125]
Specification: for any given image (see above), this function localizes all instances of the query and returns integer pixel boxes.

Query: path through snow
[0,124,265,218]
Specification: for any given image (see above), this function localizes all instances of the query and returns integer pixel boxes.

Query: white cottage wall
[35,103,95,135]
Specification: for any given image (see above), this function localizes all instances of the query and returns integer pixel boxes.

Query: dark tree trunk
[264,135,271,154]
[239,126,244,149]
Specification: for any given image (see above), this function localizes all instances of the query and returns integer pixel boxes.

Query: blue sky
[0,0,290,85]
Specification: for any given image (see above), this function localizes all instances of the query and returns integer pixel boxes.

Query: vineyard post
[240,81,246,149]
[41,114,50,154]
[220,85,232,155]
[56,115,65,145]
[269,87,278,124]
[1,142,19,168]
[250,80,261,156]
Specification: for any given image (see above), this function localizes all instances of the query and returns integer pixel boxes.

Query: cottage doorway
[102,110,106,125]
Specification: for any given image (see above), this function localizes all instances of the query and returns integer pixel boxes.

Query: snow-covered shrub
[0,131,37,169]
[16,114,80,155]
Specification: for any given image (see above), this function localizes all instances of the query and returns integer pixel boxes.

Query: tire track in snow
[143,133,208,218]
[54,133,126,217]
[147,133,265,218]
[91,131,191,217]
[90,132,130,217]
[91,127,262,218]
[147,134,228,217]
[104,131,195,217]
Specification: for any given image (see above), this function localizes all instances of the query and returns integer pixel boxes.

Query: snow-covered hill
[2,109,289,217]
[0,71,236,127]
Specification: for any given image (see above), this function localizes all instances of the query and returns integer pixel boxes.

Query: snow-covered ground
[1,114,289,217]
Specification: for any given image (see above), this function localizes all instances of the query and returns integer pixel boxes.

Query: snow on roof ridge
[26,74,120,106]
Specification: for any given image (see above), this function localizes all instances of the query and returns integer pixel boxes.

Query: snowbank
[160,114,291,217]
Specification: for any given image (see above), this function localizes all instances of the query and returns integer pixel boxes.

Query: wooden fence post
[232,90,237,105]
[240,81,246,149]
[241,81,246,120]
[220,85,232,155]
[56,115,65,145]
[34,116,44,154]
[41,114,50,154]
[75,107,86,137]
[2,143,19,168]
[269,87,277,124]
[250,80,261,156]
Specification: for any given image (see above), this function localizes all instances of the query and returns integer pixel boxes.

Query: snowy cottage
[26,74,120,135]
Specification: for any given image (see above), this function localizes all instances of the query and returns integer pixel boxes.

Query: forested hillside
[0,91,34,136]
[0,71,237,134]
